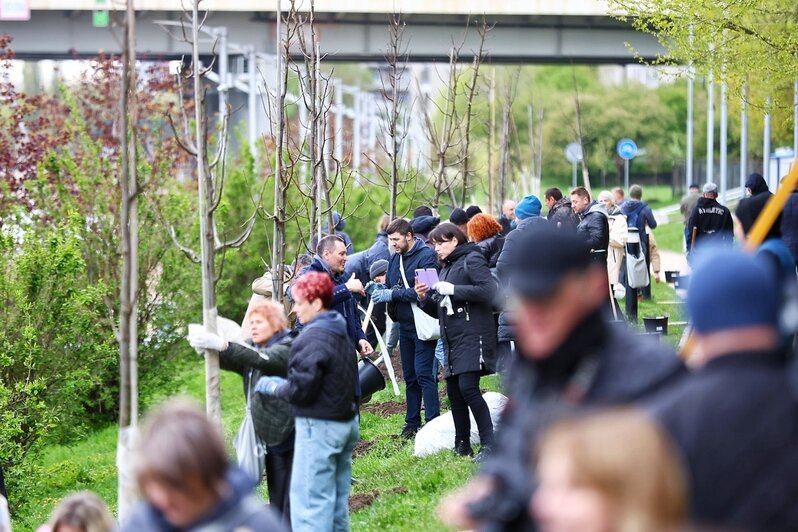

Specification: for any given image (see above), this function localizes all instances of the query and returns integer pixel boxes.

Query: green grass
[654,222,686,253]
[635,280,687,349]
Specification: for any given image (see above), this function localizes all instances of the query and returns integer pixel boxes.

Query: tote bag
[399,255,441,341]
[234,371,265,482]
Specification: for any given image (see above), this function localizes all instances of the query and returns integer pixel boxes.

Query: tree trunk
[192,0,221,425]
[117,0,140,519]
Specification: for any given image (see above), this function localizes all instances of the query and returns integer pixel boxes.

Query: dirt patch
[352,439,375,458]
[376,352,403,383]
[349,486,409,512]
[361,400,406,417]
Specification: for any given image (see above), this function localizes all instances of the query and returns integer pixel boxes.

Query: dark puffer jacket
[547,197,579,231]
[419,243,497,376]
[220,331,294,447]
[476,234,505,268]
[576,200,610,256]
[121,466,287,532]
[277,311,358,421]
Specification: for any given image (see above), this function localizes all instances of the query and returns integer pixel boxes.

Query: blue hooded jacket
[385,236,439,326]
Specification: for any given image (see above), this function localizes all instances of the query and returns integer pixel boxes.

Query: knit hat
[514,195,542,220]
[369,259,389,280]
[466,205,483,219]
[687,248,780,334]
[449,208,469,226]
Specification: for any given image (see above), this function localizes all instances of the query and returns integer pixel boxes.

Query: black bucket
[643,316,669,335]
[358,358,386,404]
[674,275,690,290]
[664,270,679,284]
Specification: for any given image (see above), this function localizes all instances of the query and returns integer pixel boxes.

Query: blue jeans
[290,416,360,532]
[399,326,440,428]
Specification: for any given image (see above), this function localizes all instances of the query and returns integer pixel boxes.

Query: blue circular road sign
[617,138,638,160]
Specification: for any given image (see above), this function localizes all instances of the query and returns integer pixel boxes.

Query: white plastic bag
[414,392,508,457]
[626,250,650,289]
[235,372,265,482]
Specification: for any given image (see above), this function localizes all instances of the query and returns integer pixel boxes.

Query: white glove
[434,281,455,296]
[187,329,227,352]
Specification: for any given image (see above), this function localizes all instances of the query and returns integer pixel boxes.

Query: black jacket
[648,349,798,532]
[498,215,513,236]
[277,311,358,421]
[300,258,367,348]
[547,197,579,231]
[495,216,548,343]
[121,466,287,532]
[220,331,294,447]
[419,243,497,376]
[386,237,439,326]
[576,201,609,256]
[782,191,798,262]
[473,312,685,529]
[476,234,505,268]
[687,196,734,251]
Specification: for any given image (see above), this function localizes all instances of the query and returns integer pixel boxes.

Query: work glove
[433,281,455,296]
[187,329,227,353]
[364,281,386,297]
[370,288,394,303]
[255,376,287,396]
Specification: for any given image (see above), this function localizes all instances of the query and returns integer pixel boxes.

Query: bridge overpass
[1,0,665,63]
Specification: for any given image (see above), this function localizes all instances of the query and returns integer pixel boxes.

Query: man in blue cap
[439,224,684,531]
[648,248,798,531]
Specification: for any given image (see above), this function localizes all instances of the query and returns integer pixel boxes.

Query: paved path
[659,249,689,275]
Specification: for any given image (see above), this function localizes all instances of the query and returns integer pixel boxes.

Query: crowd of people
[5,176,798,532]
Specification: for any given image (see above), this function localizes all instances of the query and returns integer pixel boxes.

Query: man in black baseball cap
[439,223,684,531]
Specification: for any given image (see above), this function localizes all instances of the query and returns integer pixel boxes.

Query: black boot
[454,437,474,457]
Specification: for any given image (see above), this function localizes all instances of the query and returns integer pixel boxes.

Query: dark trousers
[399,326,440,427]
[0,464,5,499]
[446,371,494,446]
[266,440,294,523]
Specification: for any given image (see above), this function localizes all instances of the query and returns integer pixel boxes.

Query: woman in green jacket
[188,300,294,521]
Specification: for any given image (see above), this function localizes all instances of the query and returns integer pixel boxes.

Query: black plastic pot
[643,316,669,335]
[358,358,386,404]
[664,270,679,284]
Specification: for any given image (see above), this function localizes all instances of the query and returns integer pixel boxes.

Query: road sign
[617,138,638,160]
[93,10,109,28]
[565,142,583,163]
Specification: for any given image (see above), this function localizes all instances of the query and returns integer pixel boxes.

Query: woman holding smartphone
[415,222,497,460]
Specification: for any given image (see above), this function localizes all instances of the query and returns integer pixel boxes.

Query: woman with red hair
[187,299,295,520]
[255,271,359,532]
[467,213,505,267]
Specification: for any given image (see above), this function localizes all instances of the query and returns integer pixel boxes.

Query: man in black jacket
[571,186,609,266]
[648,248,798,531]
[686,182,734,252]
[371,218,441,439]
[438,224,684,531]
[544,187,579,231]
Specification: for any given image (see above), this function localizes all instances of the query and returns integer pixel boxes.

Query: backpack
[462,255,505,313]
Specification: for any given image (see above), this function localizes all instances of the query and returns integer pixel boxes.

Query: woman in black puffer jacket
[416,223,497,460]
